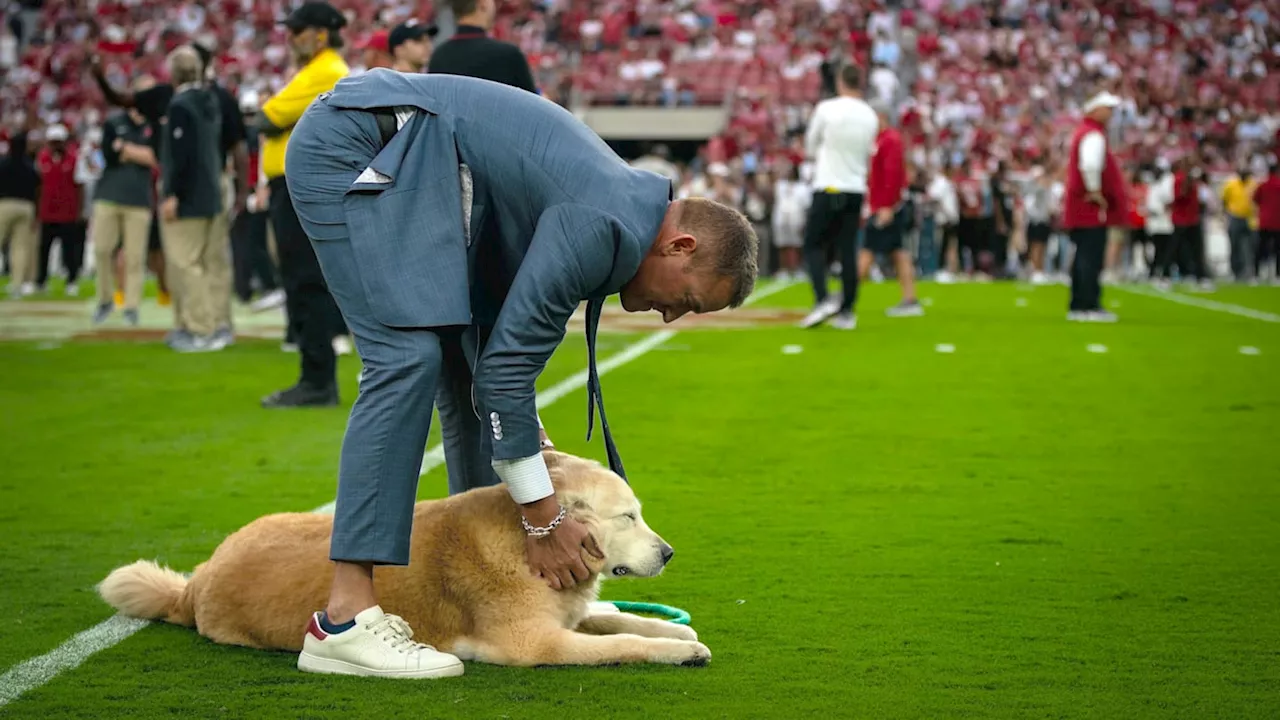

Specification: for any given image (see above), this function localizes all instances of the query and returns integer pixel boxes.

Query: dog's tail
[97,560,196,627]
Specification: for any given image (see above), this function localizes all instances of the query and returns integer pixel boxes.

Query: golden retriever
[97,450,710,667]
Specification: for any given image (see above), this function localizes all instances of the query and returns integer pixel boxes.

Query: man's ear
[661,232,697,257]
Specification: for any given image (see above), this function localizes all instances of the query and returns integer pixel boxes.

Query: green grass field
[1,280,1278,719]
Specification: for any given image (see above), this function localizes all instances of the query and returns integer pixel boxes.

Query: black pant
[230,209,278,302]
[1258,230,1280,277]
[1173,224,1207,280]
[270,177,339,390]
[37,221,86,287]
[803,191,864,312]
[1069,226,1107,311]
[1149,232,1174,278]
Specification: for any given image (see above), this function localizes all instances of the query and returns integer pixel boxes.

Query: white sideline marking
[1087,344,1108,354]
[0,617,149,708]
[1117,285,1280,323]
[781,344,804,355]
[0,278,796,707]
[1015,298,1028,307]
[935,343,956,353]
[1239,346,1261,356]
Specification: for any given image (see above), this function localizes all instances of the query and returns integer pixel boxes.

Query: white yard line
[0,278,797,708]
[1116,285,1280,323]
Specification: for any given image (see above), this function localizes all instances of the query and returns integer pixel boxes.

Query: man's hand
[874,207,894,228]
[538,426,554,449]
[1085,191,1107,210]
[522,497,604,590]
[160,196,178,222]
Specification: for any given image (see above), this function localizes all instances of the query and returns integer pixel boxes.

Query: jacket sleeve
[100,121,121,168]
[473,204,618,478]
[161,103,194,201]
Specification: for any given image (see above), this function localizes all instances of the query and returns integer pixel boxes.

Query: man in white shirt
[1145,158,1176,287]
[799,64,879,330]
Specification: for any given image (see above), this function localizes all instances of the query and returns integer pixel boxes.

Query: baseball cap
[280,1,347,32]
[359,30,390,53]
[389,20,436,53]
[46,123,69,142]
[1082,91,1122,114]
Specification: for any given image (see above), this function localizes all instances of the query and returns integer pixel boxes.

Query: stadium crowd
[2,0,1279,326]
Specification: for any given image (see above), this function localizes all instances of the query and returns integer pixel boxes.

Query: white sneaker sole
[298,651,465,679]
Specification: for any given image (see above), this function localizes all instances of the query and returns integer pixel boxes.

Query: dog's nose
[659,543,674,566]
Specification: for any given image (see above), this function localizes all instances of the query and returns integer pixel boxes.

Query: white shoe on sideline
[798,297,840,329]
[829,311,857,330]
[298,606,465,679]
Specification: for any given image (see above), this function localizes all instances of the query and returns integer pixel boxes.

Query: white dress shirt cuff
[493,453,555,504]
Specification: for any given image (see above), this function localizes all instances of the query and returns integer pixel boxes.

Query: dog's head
[544,450,674,579]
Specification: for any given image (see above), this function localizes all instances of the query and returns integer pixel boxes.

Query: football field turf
[1,280,1277,719]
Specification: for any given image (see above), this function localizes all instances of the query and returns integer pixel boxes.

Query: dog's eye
[620,512,637,522]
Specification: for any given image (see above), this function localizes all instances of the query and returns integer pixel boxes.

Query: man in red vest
[1254,159,1280,281]
[1171,158,1212,291]
[1061,91,1128,322]
[35,124,86,296]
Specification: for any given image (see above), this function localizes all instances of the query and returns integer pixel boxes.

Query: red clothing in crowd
[1129,183,1147,229]
[1061,117,1127,229]
[1171,171,1201,227]
[36,145,81,224]
[1254,174,1280,231]
[868,126,906,212]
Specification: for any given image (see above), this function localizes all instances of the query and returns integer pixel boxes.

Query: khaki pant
[208,211,231,329]
[162,216,222,336]
[91,201,151,309]
[0,198,37,287]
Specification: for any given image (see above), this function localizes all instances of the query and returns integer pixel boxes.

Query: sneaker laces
[367,613,438,654]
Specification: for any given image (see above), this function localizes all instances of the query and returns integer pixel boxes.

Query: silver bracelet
[521,505,567,538]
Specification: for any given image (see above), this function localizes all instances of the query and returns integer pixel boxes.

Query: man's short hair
[839,64,863,92]
[167,46,202,86]
[678,197,758,308]
[447,0,480,17]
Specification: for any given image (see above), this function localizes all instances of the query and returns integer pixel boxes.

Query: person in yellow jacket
[257,1,351,408]
[1221,166,1258,282]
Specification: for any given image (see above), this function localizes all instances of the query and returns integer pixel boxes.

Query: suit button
[490,412,499,421]
[494,431,503,440]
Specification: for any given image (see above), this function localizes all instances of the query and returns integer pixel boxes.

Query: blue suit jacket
[286,69,672,474]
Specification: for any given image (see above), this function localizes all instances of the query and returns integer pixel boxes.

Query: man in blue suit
[285,69,757,678]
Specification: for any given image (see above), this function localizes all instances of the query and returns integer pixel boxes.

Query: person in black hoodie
[0,131,41,297]
[428,0,536,93]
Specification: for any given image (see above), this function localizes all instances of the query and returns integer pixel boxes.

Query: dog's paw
[678,641,711,667]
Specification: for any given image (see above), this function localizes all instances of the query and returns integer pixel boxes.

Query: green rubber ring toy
[608,601,691,625]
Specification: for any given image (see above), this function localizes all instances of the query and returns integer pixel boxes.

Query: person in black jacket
[427,0,536,93]
[159,46,225,353]
[0,131,41,297]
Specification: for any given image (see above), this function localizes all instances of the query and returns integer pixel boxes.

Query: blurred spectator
[91,85,157,327]
[35,123,85,296]
[428,0,535,93]
[863,99,922,316]
[389,20,435,73]
[0,130,39,297]
[1222,164,1259,280]
[159,46,225,352]
[771,164,810,280]
[1254,161,1280,281]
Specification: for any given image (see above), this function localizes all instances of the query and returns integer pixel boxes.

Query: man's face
[396,38,430,69]
[287,27,322,62]
[619,235,736,324]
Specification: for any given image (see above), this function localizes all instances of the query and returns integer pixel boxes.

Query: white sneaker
[885,301,925,318]
[1030,272,1049,286]
[298,606,465,679]
[829,311,857,330]
[1067,311,1091,322]
[799,297,840,329]
[249,288,286,313]
[64,283,80,297]
[1088,310,1119,323]
[934,271,956,284]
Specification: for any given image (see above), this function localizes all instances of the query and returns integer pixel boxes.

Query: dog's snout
[659,543,674,565]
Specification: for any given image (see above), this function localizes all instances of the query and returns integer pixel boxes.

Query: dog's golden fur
[98,450,709,667]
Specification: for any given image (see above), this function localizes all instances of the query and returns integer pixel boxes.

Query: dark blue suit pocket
[341,176,473,329]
